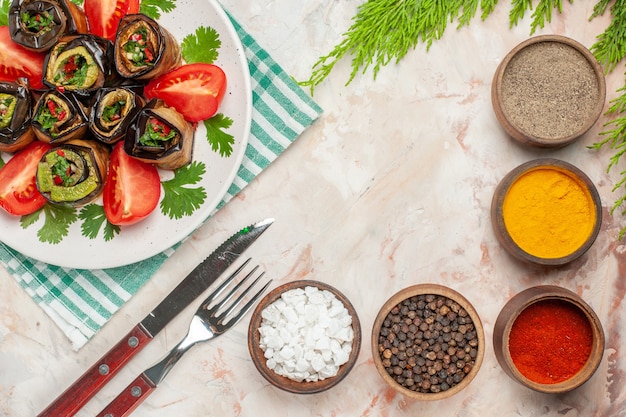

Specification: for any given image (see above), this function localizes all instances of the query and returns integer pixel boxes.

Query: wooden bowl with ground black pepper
[491,35,606,148]
[493,285,604,394]
[371,284,485,400]
[491,158,602,266]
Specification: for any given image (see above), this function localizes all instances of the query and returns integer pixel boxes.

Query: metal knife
[37,218,274,417]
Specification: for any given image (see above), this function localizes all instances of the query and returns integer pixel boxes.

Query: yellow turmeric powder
[502,167,596,259]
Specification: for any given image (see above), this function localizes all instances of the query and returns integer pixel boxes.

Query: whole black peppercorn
[377,293,479,394]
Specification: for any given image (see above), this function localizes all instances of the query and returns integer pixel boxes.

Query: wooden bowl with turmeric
[491,35,606,148]
[493,285,604,394]
[491,158,601,266]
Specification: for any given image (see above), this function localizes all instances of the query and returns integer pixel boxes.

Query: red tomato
[0,27,45,89]
[144,63,227,122]
[103,142,161,226]
[84,0,141,41]
[0,141,52,216]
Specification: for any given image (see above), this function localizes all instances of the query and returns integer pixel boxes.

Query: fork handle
[37,325,152,417]
[96,374,156,417]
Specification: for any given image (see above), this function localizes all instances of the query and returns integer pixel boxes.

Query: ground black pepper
[500,41,600,140]
[377,294,478,394]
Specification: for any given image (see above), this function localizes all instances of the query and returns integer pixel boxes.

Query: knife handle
[37,325,152,417]
[96,373,156,417]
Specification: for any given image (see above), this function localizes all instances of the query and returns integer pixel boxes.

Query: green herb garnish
[20,10,55,34]
[0,0,11,26]
[79,204,120,241]
[35,98,67,135]
[139,118,177,146]
[140,0,176,20]
[102,100,126,123]
[21,204,78,244]
[204,114,234,157]
[0,95,15,129]
[160,161,207,219]
[124,27,155,67]
[54,54,90,87]
[181,26,221,64]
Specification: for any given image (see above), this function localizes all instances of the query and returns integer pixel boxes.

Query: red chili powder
[508,299,593,384]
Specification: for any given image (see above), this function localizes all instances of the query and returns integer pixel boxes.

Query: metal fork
[96,259,271,417]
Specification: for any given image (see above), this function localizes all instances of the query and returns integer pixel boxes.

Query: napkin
[0,13,322,350]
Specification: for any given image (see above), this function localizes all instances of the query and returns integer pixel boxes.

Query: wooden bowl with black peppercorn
[491,35,606,148]
[371,284,485,400]
[493,285,604,394]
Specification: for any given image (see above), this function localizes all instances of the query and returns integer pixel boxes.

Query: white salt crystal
[257,285,354,383]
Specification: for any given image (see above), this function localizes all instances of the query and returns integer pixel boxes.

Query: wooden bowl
[371,284,485,400]
[247,280,361,394]
[491,35,605,148]
[493,285,604,393]
[491,158,601,266]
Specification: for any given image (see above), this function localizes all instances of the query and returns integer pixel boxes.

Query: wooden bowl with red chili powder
[493,285,604,394]
[491,34,606,148]
[491,158,602,266]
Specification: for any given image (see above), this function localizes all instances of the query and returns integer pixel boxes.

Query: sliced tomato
[103,142,161,226]
[0,141,52,216]
[144,63,227,122]
[84,0,141,41]
[0,27,45,89]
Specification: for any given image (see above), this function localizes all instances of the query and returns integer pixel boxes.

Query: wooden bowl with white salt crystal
[247,280,361,394]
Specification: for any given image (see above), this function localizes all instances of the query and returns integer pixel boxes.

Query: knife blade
[37,218,274,417]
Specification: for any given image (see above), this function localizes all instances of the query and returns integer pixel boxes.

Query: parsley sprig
[21,204,78,244]
[182,26,221,64]
[79,204,120,241]
[182,26,234,157]
[140,0,176,20]
[160,161,207,219]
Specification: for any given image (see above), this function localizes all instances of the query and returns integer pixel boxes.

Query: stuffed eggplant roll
[43,35,113,96]
[0,78,36,153]
[90,87,144,144]
[125,99,193,170]
[32,90,88,143]
[36,139,109,206]
[8,0,88,52]
[114,14,181,81]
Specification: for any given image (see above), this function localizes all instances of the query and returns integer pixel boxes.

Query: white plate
[0,0,252,269]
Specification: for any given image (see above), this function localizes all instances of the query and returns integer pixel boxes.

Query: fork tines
[203,257,272,328]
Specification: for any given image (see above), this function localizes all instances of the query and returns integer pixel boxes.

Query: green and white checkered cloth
[0,14,322,350]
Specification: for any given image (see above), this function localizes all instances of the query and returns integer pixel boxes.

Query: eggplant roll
[89,87,144,144]
[36,139,109,206]
[32,90,88,144]
[8,0,88,52]
[125,99,193,170]
[0,78,36,153]
[114,14,181,81]
[43,35,113,95]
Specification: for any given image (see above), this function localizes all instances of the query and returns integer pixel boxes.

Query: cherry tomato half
[103,142,161,226]
[144,63,227,122]
[0,141,52,216]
